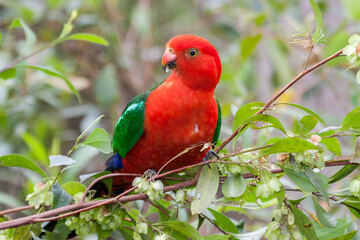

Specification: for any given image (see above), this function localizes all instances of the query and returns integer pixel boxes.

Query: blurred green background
[0,0,360,234]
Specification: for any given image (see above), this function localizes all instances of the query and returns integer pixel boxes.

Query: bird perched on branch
[104,34,222,193]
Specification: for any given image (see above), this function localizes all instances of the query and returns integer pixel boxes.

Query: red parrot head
[162,35,221,91]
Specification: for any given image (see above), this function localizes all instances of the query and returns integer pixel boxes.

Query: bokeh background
[1,0,360,236]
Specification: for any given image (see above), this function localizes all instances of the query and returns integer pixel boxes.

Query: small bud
[155,234,168,240]
[350,179,360,197]
[287,212,295,225]
[132,177,142,187]
[100,207,110,217]
[309,135,321,145]
[276,153,289,161]
[34,182,47,192]
[281,205,289,216]
[135,222,148,234]
[175,189,186,203]
[133,231,141,240]
[152,180,164,191]
[268,178,281,192]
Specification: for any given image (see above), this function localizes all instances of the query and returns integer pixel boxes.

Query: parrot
[104,34,222,193]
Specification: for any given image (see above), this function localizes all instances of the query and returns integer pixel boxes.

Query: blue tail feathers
[105,153,124,172]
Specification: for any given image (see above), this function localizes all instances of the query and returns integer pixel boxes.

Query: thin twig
[80,173,142,202]
[145,200,170,218]
[0,44,52,73]
[303,44,314,71]
[221,144,273,158]
[0,205,34,216]
[200,213,228,235]
[216,48,344,154]
[0,159,357,229]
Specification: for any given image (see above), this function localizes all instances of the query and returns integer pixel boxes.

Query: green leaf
[208,208,239,234]
[303,165,329,203]
[49,155,76,167]
[9,18,36,52]
[13,223,41,240]
[321,137,341,156]
[351,136,360,164]
[329,231,357,240]
[191,163,219,214]
[64,33,109,46]
[278,166,317,192]
[343,199,360,219]
[43,221,71,240]
[262,137,320,156]
[288,201,317,239]
[274,185,286,208]
[204,235,230,240]
[80,128,112,154]
[0,68,16,80]
[61,181,86,196]
[0,154,46,177]
[197,215,206,230]
[52,183,73,209]
[313,196,335,227]
[78,115,104,141]
[309,0,324,44]
[16,65,81,103]
[341,106,360,131]
[229,227,267,239]
[329,165,359,184]
[276,103,326,125]
[232,102,264,132]
[288,196,308,206]
[222,173,246,198]
[300,115,318,134]
[313,218,354,240]
[248,114,286,134]
[240,34,262,60]
[155,221,203,240]
[22,132,49,166]
[0,33,2,46]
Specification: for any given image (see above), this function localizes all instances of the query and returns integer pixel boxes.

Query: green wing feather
[212,98,221,144]
[112,82,162,158]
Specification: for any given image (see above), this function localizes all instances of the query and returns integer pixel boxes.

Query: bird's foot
[144,169,157,179]
[202,150,220,163]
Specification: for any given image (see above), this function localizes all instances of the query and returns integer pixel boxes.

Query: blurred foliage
[0,0,360,239]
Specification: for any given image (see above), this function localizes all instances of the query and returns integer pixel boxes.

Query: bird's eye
[188,49,199,57]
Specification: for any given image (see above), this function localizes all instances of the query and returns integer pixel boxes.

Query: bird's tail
[93,153,133,196]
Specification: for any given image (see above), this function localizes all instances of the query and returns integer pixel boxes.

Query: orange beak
[162,48,177,72]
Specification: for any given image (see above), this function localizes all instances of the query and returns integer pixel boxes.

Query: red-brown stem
[0,205,34,216]
[0,48,349,230]
[80,173,142,202]
[0,159,356,230]
[216,48,344,154]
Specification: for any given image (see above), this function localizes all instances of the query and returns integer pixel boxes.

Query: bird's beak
[162,48,177,72]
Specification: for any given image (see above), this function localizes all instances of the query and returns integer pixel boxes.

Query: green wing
[112,82,162,158]
[212,98,221,144]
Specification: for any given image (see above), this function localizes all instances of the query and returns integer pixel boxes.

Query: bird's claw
[144,169,157,179]
[202,150,220,167]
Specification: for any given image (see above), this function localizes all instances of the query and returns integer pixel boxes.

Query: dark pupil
[190,50,196,56]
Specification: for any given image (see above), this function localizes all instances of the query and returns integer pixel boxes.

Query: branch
[0,158,356,230]
[216,48,344,154]
[0,48,350,230]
